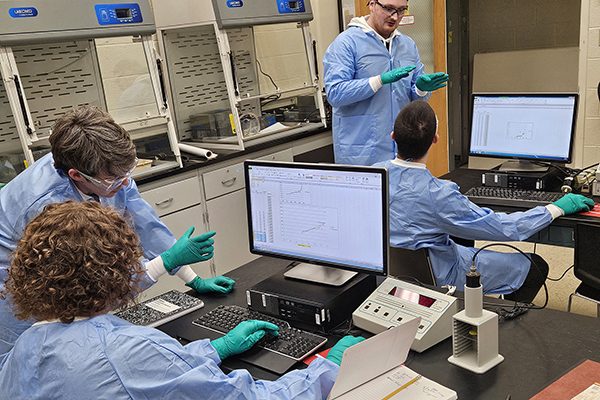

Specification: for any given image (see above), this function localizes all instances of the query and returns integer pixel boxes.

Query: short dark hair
[3,201,144,323]
[393,100,437,160]
[49,105,137,177]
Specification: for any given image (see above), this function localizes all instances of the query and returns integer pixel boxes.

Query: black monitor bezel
[244,160,389,278]
[468,92,579,164]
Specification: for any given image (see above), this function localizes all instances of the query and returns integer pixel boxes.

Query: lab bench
[136,128,333,300]
[441,167,600,249]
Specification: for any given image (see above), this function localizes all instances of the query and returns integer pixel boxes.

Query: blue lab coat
[376,159,554,294]
[323,17,430,166]
[0,314,339,399]
[0,153,176,363]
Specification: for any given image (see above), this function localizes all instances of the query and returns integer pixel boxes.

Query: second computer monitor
[244,160,389,286]
[469,93,578,171]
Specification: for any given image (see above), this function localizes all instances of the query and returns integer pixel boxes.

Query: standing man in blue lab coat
[375,101,594,302]
[323,0,448,166]
[0,105,235,363]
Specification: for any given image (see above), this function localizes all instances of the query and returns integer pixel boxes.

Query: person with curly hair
[0,201,361,399]
[0,105,235,363]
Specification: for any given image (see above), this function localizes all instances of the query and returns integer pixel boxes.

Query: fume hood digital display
[115,8,132,19]
[95,3,143,25]
[277,0,305,13]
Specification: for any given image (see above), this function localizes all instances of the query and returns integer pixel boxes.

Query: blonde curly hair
[3,200,144,323]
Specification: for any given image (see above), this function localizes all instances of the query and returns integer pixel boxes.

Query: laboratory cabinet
[138,170,209,300]
[142,174,203,218]
[202,147,295,276]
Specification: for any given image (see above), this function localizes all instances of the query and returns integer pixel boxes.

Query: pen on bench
[381,374,421,400]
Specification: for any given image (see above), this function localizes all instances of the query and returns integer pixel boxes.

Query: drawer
[257,148,294,162]
[203,162,245,200]
[140,176,202,217]
[203,149,294,200]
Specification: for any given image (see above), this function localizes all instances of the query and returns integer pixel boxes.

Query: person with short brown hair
[49,104,137,180]
[0,105,234,363]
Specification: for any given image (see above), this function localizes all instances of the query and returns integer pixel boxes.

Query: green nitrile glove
[161,228,215,273]
[211,320,280,360]
[552,193,595,215]
[416,72,449,92]
[325,335,365,366]
[380,65,416,85]
[185,276,236,294]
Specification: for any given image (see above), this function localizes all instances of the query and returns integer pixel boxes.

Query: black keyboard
[192,305,328,361]
[465,186,565,208]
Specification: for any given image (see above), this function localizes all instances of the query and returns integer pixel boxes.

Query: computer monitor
[469,93,578,171]
[244,160,389,286]
[574,223,600,291]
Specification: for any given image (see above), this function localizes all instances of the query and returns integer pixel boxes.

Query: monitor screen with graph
[469,93,578,170]
[244,160,389,286]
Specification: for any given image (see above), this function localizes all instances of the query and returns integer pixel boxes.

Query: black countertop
[158,256,600,400]
[136,125,330,186]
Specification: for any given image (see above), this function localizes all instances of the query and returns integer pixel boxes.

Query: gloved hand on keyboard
[211,320,279,360]
[185,276,236,294]
[551,193,595,215]
[325,335,365,366]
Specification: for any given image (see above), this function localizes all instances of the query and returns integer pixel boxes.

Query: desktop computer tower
[247,267,377,332]
[482,168,563,191]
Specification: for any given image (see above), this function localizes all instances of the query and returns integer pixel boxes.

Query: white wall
[578,0,600,169]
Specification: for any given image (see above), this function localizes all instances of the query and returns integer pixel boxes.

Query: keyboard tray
[190,305,328,375]
[188,324,300,375]
[466,186,565,208]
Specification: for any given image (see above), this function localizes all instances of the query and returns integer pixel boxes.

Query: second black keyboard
[192,305,328,361]
[465,186,565,208]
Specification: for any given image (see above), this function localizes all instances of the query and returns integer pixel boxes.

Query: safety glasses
[76,158,138,192]
[373,0,408,17]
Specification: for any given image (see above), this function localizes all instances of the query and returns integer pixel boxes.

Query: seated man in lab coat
[0,201,360,399]
[0,105,235,363]
[374,100,594,303]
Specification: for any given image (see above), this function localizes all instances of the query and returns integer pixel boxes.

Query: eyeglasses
[374,0,408,17]
[76,158,138,192]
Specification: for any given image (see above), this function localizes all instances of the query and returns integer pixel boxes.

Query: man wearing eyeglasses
[0,105,235,363]
[323,0,449,166]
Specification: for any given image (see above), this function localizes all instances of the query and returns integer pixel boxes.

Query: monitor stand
[498,160,549,172]
[283,263,357,286]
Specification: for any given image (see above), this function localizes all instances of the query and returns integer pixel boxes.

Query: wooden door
[355,0,448,177]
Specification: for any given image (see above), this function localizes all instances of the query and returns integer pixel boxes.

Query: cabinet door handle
[155,197,173,206]
[221,177,236,185]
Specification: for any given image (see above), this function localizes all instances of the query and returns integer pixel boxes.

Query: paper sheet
[336,365,457,400]
[258,122,301,134]
[329,316,457,400]
[572,383,600,400]
[329,317,421,399]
